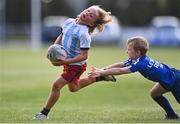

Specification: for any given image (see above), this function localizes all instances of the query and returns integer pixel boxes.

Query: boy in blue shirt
[89,36,180,119]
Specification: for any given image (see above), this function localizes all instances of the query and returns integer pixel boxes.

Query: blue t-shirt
[124,55,176,89]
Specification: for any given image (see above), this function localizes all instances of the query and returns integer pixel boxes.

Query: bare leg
[68,75,116,92]
[79,77,97,89]
[68,77,96,92]
[44,77,67,110]
[150,83,168,98]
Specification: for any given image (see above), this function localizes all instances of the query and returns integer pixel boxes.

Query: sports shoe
[33,113,48,119]
[164,114,180,119]
[103,75,116,82]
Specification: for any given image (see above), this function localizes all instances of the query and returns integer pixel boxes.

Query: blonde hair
[127,36,149,55]
[88,5,112,34]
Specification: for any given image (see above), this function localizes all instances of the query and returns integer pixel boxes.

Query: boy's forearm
[65,55,87,64]
[62,50,88,65]
[101,67,131,76]
[51,54,87,66]
[54,33,62,44]
[103,62,124,70]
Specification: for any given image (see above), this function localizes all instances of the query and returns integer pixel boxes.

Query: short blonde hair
[127,36,149,55]
[88,5,112,33]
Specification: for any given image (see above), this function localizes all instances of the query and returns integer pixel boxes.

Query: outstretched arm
[89,67,131,78]
[101,67,131,75]
[102,62,125,70]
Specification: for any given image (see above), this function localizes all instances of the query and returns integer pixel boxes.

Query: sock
[41,107,50,116]
[96,76,105,82]
[153,96,176,116]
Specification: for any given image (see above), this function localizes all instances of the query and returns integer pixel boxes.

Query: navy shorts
[170,68,180,103]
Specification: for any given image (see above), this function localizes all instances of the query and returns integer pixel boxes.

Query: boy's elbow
[82,56,88,61]
[84,55,88,60]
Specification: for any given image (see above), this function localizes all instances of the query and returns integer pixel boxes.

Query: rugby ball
[47,44,67,62]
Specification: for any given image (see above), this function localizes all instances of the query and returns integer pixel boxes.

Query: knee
[68,87,78,92]
[52,82,61,92]
[68,85,79,92]
[150,89,157,98]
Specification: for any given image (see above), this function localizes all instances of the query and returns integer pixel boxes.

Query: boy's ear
[137,50,141,56]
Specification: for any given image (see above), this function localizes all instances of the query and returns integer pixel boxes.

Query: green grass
[0,45,180,123]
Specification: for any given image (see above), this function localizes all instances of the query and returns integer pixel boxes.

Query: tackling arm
[90,67,131,78]
[102,62,125,70]
[101,67,131,75]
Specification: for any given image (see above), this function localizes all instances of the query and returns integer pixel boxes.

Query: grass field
[0,45,180,123]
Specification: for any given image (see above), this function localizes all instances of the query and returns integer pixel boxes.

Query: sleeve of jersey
[123,59,132,66]
[127,59,144,72]
[79,33,91,49]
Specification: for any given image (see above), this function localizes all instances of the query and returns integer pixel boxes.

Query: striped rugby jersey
[61,18,91,65]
